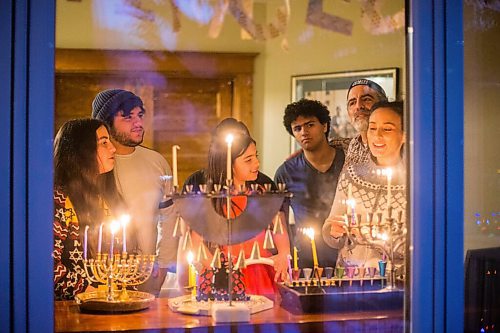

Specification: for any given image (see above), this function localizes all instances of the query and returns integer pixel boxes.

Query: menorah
[342,207,406,289]
[83,253,156,301]
[278,207,406,315]
[75,217,156,313]
[166,180,289,321]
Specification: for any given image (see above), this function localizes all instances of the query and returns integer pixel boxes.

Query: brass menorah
[83,253,156,302]
[343,208,406,289]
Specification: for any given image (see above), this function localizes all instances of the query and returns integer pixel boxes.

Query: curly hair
[283,99,331,138]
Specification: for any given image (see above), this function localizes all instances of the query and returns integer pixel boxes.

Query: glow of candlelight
[346,198,356,225]
[97,223,103,253]
[384,168,393,214]
[187,251,196,292]
[83,225,89,260]
[225,134,233,181]
[120,214,130,253]
[109,220,120,258]
[303,228,318,267]
[172,145,180,188]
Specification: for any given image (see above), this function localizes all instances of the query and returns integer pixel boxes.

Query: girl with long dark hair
[53,118,126,300]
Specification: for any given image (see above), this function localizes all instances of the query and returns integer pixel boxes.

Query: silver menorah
[343,207,406,289]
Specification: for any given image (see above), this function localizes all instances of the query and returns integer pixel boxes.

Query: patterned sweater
[53,189,90,300]
[322,159,406,268]
[331,134,370,167]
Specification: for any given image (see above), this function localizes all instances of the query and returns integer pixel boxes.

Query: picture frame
[290,68,398,153]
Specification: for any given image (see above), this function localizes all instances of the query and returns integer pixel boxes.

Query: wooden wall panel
[55,49,257,185]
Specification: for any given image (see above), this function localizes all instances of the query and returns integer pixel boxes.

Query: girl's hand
[271,253,290,282]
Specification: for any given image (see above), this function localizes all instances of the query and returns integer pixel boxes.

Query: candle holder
[343,210,406,289]
[75,253,156,313]
[166,188,291,319]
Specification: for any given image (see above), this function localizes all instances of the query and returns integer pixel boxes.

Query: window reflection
[55,0,407,331]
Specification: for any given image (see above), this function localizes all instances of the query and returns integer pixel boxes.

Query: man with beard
[275,99,345,270]
[92,89,178,296]
[341,79,388,165]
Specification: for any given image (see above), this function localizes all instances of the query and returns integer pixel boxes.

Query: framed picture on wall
[290,68,398,153]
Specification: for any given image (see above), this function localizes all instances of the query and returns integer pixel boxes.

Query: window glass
[463,2,500,332]
[55,0,407,331]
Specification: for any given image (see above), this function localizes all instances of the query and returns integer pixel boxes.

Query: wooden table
[55,298,404,332]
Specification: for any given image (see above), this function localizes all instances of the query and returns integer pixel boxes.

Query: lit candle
[187,251,196,297]
[225,134,234,181]
[120,214,130,254]
[97,223,103,253]
[304,228,319,267]
[83,225,89,260]
[109,220,120,259]
[172,145,180,188]
[385,168,393,215]
[293,246,299,270]
[348,198,356,226]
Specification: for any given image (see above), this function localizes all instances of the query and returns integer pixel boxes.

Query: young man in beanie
[275,99,345,270]
[92,89,178,296]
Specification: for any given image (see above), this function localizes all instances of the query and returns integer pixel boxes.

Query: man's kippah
[91,89,144,122]
[347,79,388,100]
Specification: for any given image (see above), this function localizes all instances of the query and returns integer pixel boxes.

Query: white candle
[120,214,130,253]
[225,134,233,181]
[109,220,119,259]
[83,225,89,260]
[97,223,103,253]
[386,168,393,214]
[349,199,356,225]
[172,145,180,187]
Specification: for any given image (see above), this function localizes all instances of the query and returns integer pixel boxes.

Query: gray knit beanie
[91,89,144,125]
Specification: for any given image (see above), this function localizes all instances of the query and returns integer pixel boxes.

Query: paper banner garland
[306,0,353,36]
[360,0,404,35]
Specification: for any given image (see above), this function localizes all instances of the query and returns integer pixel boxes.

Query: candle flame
[225,134,234,144]
[302,227,315,240]
[187,250,194,264]
[120,214,131,226]
[379,233,389,241]
[346,198,356,209]
[381,168,393,179]
[110,220,120,234]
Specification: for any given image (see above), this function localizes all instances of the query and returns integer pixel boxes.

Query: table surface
[55,297,404,332]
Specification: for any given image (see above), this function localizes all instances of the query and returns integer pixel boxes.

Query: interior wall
[56,0,405,176]
[463,3,500,251]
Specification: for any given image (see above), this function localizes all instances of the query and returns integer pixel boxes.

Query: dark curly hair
[283,99,331,138]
